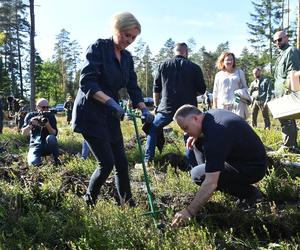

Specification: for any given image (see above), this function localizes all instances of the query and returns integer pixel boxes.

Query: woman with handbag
[212,52,250,119]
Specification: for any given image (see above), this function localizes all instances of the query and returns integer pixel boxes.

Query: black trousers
[83,134,132,203]
[279,119,298,148]
[217,162,266,199]
[191,148,266,199]
[251,101,270,129]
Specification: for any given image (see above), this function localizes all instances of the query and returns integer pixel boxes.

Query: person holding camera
[71,12,153,207]
[21,98,60,166]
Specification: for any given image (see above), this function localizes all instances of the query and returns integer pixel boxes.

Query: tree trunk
[268,1,273,75]
[8,32,17,95]
[16,20,23,97]
[297,0,300,49]
[29,0,35,111]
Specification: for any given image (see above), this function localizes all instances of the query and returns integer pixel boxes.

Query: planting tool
[123,105,164,229]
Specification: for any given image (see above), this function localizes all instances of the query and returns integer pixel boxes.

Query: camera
[37,116,49,126]
[30,110,56,127]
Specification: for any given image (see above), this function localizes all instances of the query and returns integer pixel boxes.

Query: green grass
[0,115,299,249]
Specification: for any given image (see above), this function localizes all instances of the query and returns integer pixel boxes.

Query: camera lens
[41,117,48,124]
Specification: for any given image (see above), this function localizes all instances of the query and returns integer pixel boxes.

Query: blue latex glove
[141,108,154,124]
[105,98,125,120]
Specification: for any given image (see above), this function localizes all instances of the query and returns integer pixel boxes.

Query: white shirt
[213,68,247,109]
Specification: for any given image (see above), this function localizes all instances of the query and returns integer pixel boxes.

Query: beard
[278,42,286,50]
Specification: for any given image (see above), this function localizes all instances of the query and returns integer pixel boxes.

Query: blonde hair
[111,12,141,34]
[216,52,236,70]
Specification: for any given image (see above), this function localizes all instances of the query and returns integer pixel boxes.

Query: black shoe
[83,194,95,207]
[54,158,62,166]
[236,189,262,210]
[127,199,136,208]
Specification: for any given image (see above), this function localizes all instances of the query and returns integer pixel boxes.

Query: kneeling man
[172,105,267,226]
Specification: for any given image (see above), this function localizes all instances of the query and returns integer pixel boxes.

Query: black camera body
[31,110,56,127]
[37,115,49,126]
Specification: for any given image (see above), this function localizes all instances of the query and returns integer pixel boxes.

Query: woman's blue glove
[105,98,125,120]
[141,108,154,124]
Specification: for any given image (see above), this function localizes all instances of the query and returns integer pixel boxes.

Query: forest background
[0,0,299,109]
[0,1,300,249]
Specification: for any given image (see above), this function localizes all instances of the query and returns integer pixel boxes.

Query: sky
[34,0,298,60]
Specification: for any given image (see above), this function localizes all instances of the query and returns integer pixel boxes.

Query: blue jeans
[144,112,197,167]
[81,139,90,160]
[27,135,59,166]
[144,112,173,162]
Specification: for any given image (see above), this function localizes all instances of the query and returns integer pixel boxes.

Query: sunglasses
[273,37,283,43]
[40,106,49,109]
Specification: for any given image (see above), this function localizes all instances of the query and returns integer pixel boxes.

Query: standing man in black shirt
[144,43,206,166]
[171,105,267,227]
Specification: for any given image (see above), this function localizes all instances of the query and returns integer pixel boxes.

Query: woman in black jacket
[72,12,153,206]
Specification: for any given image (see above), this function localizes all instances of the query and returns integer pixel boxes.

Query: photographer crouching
[21,98,61,166]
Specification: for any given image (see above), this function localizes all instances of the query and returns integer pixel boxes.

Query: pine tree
[153,38,175,68]
[29,0,35,110]
[0,0,30,98]
[133,39,154,97]
[247,0,284,73]
[53,29,82,98]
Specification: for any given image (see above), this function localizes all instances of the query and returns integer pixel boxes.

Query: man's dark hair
[173,104,202,122]
[175,42,188,55]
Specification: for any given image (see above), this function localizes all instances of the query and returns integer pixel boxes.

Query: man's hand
[29,117,40,127]
[186,136,196,150]
[141,108,154,124]
[171,208,193,227]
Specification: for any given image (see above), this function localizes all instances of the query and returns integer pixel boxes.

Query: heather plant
[0,116,299,249]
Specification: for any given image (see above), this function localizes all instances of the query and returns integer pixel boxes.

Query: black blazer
[71,38,144,142]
